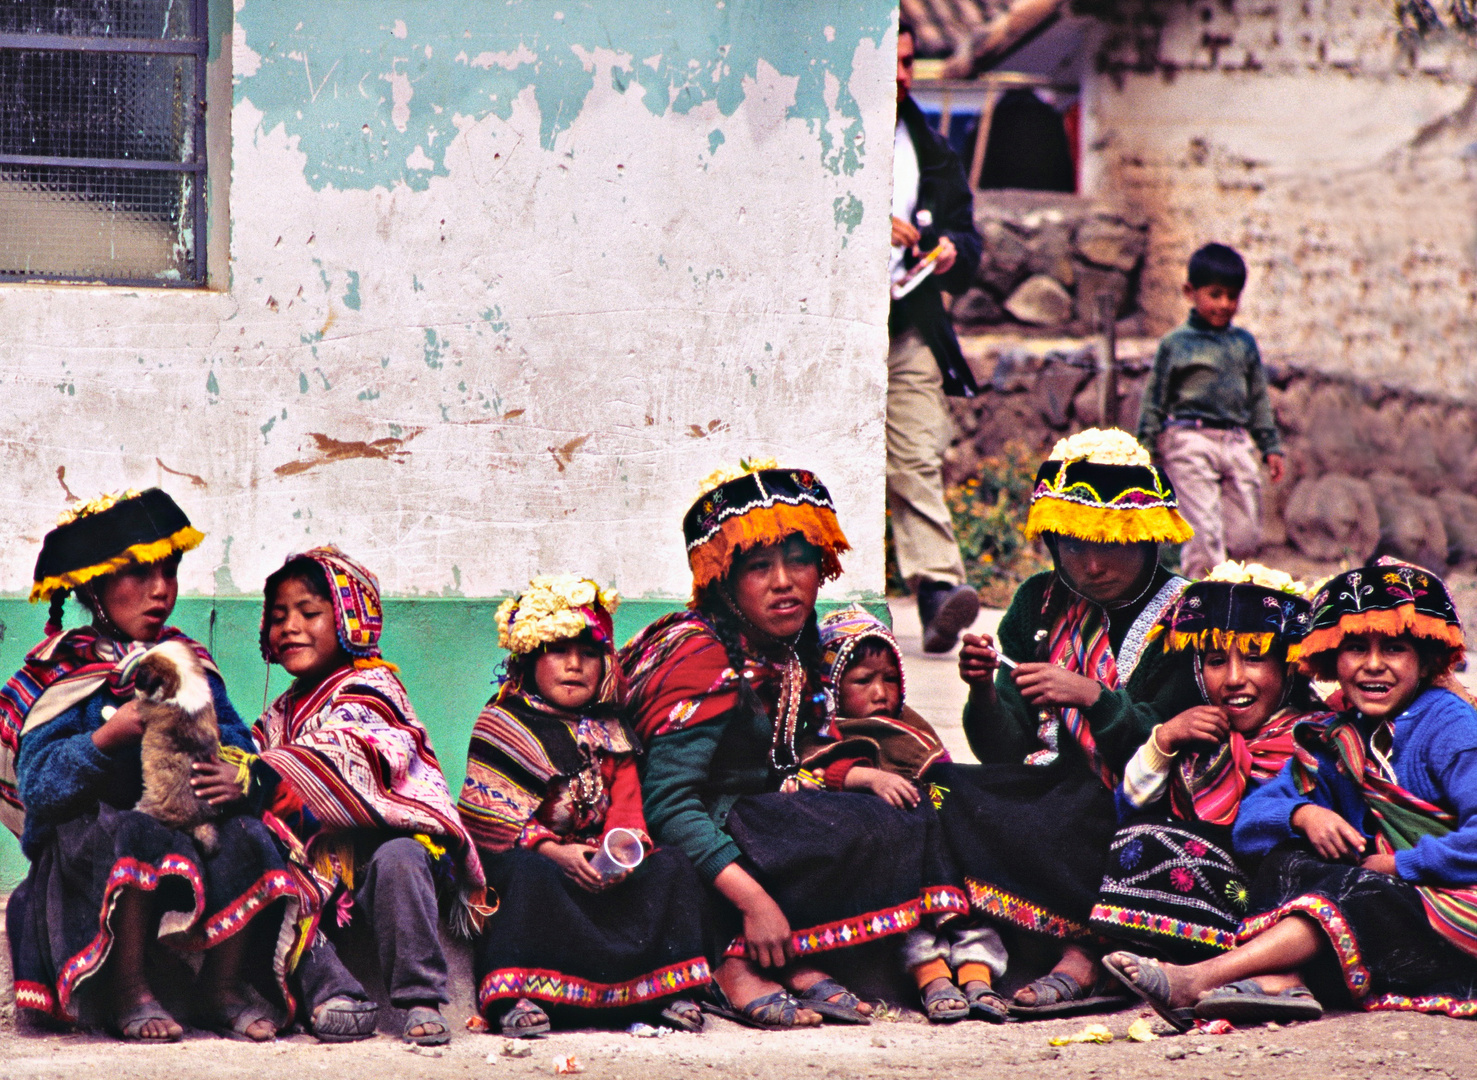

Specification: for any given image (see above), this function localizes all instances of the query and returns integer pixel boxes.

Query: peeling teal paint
[299,372,310,393]
[832,192,864,242]
[424,329,445,370]
[260,415,277,439]
[343,270,362,310]
[214,535,239,594]
[235,0,893,191]
[708,129,725,155]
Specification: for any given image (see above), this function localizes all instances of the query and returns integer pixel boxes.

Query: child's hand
[958,633,1001,686]
[739,892,794,969]
[1360,853,1398,876]
[190,758,247,807]
[1291,805,1366,862]
[1157,706,1230,752]
[92,700,146,752]
[843,765,920,809]
[536,840,606,892]
[1012,663,1103,709]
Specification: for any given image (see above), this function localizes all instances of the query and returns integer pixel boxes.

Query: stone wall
[954,191,1150,335]
[946,338,1477,570]
[1073,0,1477,398]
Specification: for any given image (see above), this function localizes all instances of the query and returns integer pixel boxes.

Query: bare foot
[714,958,822,1026]
[785,965,874,1016]
[206,987,277,1042]
[115,983,183,1042]
[1014,943,1099,1006]
[1104,950,1201,1010]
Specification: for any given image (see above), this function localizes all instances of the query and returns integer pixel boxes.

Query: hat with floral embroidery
[1299,557,1464,676]
[1024,428,1193,546]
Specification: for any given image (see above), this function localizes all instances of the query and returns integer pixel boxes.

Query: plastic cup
[589,827,644,879]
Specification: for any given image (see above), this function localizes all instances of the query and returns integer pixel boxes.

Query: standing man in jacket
[890,19,985,653]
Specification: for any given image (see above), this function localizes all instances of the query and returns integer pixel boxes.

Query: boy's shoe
[918,582,980,654]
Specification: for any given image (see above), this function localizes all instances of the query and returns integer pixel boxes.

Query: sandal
[310,995,379,1042]
[700,985,812,1031]
[658,999,705,1033]
[500,998,551,1039]
[196,985,281,1042]
[114,998,183,1042]
[1193,980,1323,1024]
[796,977,871,1024]
[962,981,1010,1024]
[1101,952,1195,1033]
[403,1004,452,1046]
[1008,971,1130,1019]
[921,980,969,1024]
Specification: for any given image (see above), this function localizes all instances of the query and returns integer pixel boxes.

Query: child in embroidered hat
[459,576,712,1038]
[1105,558,1477,1028]
[805,606,1011,1024]
[3,490,305,1042]
[252,546,488,1047]
[1087,562,1331,965]
[953,428,1203,1018]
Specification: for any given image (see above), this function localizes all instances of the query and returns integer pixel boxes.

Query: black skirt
[1088,815,1249,961]
[475,845,713,1021]
[1240,845,1477,1016]
[925,759,1117,941]
[7,805,303,1025]
[718,790,966,960]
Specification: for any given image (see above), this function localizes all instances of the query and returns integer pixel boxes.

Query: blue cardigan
[15,673,255,858]
[1233,687,1477,888]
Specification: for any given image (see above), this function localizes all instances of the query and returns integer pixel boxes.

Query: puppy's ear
[134,654,179,701]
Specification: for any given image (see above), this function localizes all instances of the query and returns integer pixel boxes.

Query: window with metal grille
[0,0,208,286]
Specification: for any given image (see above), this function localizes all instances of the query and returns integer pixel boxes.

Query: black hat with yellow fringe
[1149,561,1313,661]
[1023,428,1193,546]
[683,457,849,602]
[31,488,203,606]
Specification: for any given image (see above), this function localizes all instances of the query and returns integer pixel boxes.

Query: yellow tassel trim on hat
[1147,625,1299,661]
[30,525,205,603]
[688,502,850,597]
[1298,605,1466,675]
[1023,499,1193,545]
[352,657,400,673]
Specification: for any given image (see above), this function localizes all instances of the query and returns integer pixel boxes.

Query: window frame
[0,0,210,288]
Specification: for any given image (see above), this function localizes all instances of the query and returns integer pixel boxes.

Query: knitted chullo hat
[496,575,622,705]
[819,606,906,707]
[1023,428,1193,545]
[260,545,395,669]
[1150,561,1312,661]
[31,488,203,606]
[1299,557,1466,677]
[682,457,850,601]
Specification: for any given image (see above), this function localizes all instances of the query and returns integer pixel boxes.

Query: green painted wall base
[0,594,887,889]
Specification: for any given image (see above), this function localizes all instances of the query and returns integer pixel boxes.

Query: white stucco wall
[0,1,897,602]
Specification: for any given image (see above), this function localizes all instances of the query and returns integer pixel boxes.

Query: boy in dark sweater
[1137,243,1285,579]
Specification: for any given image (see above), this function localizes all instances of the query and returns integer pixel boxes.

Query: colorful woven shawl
[1293,716,1477,959]
[1022,596,1120,787]
[0,626,215,837]
[254,663,489,931]
[1170,708,1332,826]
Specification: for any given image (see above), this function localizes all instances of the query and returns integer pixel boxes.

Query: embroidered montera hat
[31,488,203,604]
[819,606,907,706]
[683,457,850,598]
[260,544,390,666]
[1151,561,1312,661]
[1023,428,1193,546]
[1299,557,1465,676]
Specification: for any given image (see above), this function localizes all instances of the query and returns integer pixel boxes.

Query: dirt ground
[0,1001,1473,1080]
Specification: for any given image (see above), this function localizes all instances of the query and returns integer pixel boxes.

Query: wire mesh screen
[0,0,195,40]
[0,0,205,285]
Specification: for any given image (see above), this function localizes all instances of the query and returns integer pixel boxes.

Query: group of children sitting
[3,434,1476,1045]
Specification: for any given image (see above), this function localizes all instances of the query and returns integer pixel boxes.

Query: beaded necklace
[719,592,807,777]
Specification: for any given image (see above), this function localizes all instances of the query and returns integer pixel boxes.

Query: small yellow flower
[1047,428,1150,467]
[56,489,143,527]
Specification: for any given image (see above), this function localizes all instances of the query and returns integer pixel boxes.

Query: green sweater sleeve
[1081,641,1200,774]
[1137,339,1173,450]
[963,573,1048,764]
[640,718,743,882]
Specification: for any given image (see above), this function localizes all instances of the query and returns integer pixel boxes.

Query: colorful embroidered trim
[723,899,921,959]
[1364,992,1477,1018]
[1088,903,1237,952]
[478,958,712,1012]
[1238,894,1371,998]
[920,886,970,918]
[197,869,299,948]
[965,878,1090,940]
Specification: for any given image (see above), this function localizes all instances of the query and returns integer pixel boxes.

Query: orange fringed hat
[683,459,849,600]
[1299,558,1466,676]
